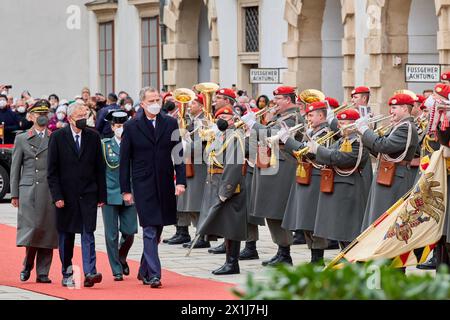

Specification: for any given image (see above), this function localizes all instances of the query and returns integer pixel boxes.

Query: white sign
[405,64,441,83]
[250,69,281,84]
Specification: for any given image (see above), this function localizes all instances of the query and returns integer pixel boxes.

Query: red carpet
[0,224,236,300]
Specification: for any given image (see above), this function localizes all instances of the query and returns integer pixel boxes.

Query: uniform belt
[398,160,411,167]
[208,168,224,174]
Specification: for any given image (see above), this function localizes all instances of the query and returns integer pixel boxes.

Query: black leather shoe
[239,247,259,260]
[417,256,437,270]
[84,273,103,287]
[182,239,211,249]
[20,269,31,282]
[114,274,123,281]
[167,234,191,245]
[62,277,75,287]
[120,261,130,276]
[212,263,240,275]
[208,242,226,254]
[36,275,52,283]
[149,277,162,288]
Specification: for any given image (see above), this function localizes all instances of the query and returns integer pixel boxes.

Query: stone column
[436,0,450,73]
[341,0,356,101]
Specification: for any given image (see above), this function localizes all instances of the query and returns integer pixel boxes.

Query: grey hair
[67,100,86,118]
[139,87,159,102]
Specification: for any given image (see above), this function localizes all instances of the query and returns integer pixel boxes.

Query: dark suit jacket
[120,112,186,227]
[47,126,107,233]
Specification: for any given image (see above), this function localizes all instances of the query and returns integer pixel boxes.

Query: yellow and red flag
[326,147,447,269]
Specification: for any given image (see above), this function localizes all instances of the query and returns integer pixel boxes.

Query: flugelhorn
[194,82,219,122]
[173,88,196,130]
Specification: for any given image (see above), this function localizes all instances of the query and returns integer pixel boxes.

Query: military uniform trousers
[102,204,138,276]
[176,211,199,228]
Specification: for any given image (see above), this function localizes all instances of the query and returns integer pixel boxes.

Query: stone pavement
[0,196,434,300]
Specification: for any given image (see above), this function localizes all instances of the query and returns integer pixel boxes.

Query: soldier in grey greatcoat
[197,104,247,275]
[281,101,332,264]
[312,109,369,250]
[357,94,419,231]
[241,86,305,266]
[10,100,58,283]
[166,95,209,247]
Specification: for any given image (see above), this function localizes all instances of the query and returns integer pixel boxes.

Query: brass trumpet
[332,103,355,114]
[292,130,338,158]
[173,88,196,130]
[265,123,305,145]
[234,105,277,128]
[341,114,394,131]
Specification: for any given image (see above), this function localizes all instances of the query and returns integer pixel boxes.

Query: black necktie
[75,135,80,153]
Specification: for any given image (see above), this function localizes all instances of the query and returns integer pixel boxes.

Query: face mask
[114,127,124,138]
[1,91,7,96]
[124,104,132,112]
[57,112,65,121]
[146,103,161,115]
[424,96,435,108]
[17,106,26,113]
[0,100,6,108]
[37,115,49,126]
[75,118,87,130]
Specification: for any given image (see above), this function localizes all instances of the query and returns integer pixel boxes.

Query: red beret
[416,94,426,104]
[351,86,370,96]
[214,106,233,118]
[305,101,327,114]
[162,92,173,104]
[216,88,237,100]
[441,71,450,81]
[434,83,450,100]
[325,97,339,108]
[388,93,415,106]
[337,109,360,121]
[273,86,296,96]
[195,94,204,105]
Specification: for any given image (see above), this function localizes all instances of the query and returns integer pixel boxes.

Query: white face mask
[0,100,7,108]
[0,91,7,96]
[146,103,161,115]
[124,104,132,111]
[424,95,435,108]
[17,106,26,113]
[114,127,124,138]
[57,112,65,121]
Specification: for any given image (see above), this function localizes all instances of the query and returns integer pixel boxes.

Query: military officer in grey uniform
[357,93,419,230]
[312,109,369,250]
[169,94,209,247]
[101,111,138,281]
[241,86,305,266]
[197,104,247,275]
[10,99,58,283]
[280,101,332,264]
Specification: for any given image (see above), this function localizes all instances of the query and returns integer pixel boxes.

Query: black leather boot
[182,237,211,248]
[310,249,324,265]
[239,241,259,260]
[293,230,306,245]
[208,241,226,254]
[265,246,293,266]
[261,247,281,266]
[212,240,240,275]
[167,226,191,245]
[163,226,181,243]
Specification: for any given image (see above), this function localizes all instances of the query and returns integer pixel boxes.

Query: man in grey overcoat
[10,99,58,283]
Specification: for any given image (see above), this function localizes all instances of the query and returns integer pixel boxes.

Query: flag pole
[323,188,415,270]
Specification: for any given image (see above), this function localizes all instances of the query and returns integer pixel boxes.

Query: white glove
[306,140,319,154]
[326,108,334,124]
[181,128,192,143]
[219,195,227,202]
[278,121,290,144]
[211,124,220,135]
[355,117,370,135]
[241,111,256,129]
